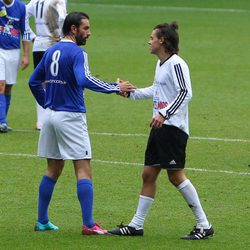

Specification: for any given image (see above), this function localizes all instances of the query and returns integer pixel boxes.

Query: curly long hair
[154,22,179,54]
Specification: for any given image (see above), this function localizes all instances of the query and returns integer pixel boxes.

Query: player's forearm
[29,81,45,107]
[22,41,30,58]
[159,88,192,119]
[78,72,120,93]
[86,77,120,93]
[129,85,154,100]
[20,41,30,69]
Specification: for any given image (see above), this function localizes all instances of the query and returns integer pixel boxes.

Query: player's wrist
[158,110,170,120]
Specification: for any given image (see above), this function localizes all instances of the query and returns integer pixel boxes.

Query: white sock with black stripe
[128,195,154,229]
[178,179,209,229]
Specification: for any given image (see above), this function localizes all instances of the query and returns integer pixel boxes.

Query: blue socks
[37,177,94,228]
[38,176,56,224]
[0,94,6,123]
[0,94,11,123]
[77,179,94,228]
[5,94,11,116]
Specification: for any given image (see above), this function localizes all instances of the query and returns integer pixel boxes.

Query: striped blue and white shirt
[0,0,31,49]
[29,39,120,113]
[129,54,192,135]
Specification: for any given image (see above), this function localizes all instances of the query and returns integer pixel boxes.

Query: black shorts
[144,125,188,169]
[33,51,45,69]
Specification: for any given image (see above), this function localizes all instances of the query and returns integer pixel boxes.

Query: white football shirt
[26,0,67,51]
[130,54,192,135]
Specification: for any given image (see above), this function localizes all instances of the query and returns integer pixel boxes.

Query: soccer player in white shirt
[26,0,67,130]
[109,22,214,240]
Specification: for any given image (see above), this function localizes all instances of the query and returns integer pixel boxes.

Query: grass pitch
[0,1,249,249]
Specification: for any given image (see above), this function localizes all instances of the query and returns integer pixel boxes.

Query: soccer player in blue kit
[29,12,135,235]
[0,0,31,132]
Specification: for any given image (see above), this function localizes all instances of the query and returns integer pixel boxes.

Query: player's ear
[70,24,78,34]
[159,37,164,44]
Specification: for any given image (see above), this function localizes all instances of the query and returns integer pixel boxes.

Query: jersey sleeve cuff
[159,109,170,120]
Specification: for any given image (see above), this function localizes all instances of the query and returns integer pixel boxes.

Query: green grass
[0,1,250,249]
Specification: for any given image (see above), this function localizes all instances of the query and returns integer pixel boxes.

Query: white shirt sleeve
[129,85,154,100]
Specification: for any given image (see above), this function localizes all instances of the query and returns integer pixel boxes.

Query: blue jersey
[0,0,30,49]
[29,40,120,113]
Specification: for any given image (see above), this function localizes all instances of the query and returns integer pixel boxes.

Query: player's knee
[4,84,12,95]
[168,175,179,186]
[142,171,156,184]
[0,81,6,93]
[46,172,60,181]
[46,167,63,180]
[168,174,186,187]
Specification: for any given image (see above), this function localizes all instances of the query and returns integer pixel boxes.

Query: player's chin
[76,40,86,46]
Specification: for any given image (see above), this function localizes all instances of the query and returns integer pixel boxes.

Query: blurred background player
[0,0,31,132]
[29,12,135,234]
[109,22,214,240]
[26,0,67,130]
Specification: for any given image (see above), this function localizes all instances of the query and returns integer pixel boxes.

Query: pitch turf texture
[0,0,249,249]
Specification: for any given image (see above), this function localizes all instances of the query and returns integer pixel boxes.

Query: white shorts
[38,109,92,160]
[0,48,20,85]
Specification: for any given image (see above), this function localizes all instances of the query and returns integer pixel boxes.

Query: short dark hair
[154,22,179,54]
[62,12,89,36]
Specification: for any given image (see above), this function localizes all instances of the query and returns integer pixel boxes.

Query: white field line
[71,3,250,14]
[0,152,249,176]
[90,132,250,143]
[8,129,250,143]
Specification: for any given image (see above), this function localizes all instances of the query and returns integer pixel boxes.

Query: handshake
[116,78,136,97]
